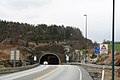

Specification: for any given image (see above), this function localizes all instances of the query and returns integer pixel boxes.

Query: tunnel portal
[39,54,60,65]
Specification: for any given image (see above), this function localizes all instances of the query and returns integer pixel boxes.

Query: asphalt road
[0,65,82,80]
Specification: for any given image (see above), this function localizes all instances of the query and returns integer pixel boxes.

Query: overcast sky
[0,0,120,43]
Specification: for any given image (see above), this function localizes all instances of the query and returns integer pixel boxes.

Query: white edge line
[76,66,82,80]
[0,65,46,80]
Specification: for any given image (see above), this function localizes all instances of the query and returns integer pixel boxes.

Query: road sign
[16,50,19,60]
[100,44,108,54]
[11,51,14,60]
[11,50,20,68]
[11,50,19,60]
[94,46,100,54]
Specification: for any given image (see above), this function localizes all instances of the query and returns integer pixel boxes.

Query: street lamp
[84,14,88,63]
[84,14,87,43]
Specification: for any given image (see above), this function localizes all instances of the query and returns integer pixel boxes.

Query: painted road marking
[33,66,60,80]
[0,65,46,80]
[76,66,82,80]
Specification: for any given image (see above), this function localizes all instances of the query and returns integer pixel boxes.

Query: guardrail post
[101,65,105,80]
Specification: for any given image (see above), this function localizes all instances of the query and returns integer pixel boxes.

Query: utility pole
[112,0,115,80]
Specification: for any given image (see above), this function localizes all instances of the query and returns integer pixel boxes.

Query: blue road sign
[94,46,100,54]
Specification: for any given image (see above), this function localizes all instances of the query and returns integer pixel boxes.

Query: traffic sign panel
[11,50,19,60]
[100,44,108,54]
[94,46,100,54]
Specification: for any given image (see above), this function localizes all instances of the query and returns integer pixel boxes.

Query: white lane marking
[76,66,82,80]
[0,65,48,80]
[33,66,60,80]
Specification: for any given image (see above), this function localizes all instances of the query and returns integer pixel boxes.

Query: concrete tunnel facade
[39,52,65,65]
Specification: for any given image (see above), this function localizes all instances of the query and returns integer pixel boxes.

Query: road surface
[0,65,82,80]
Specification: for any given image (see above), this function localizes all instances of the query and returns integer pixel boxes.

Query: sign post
[13,51,16,68]
[94,46,100,62]
[102,65,105,80]
[99,44,108,80]
[112,0,115,80]
[11,50,19,68]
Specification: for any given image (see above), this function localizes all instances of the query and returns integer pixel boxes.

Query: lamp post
[112,0,115,80]
[84,14,87,45]
[84,14,88,63]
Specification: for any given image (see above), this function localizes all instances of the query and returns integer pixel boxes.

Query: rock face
[117,68,120,77]
[104,53,120,66]
[114,54,120,66]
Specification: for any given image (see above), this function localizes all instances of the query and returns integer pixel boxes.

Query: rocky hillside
[0,20,94,67]
[104,53,120,66]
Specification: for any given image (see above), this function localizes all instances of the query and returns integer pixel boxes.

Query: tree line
[0,20,84,44]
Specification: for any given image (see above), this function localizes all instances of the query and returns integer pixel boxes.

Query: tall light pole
[84,14,88,62]
[84,14,87,44]
[112,0,115,80]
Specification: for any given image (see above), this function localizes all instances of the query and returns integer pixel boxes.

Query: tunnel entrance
[40,54,60,65]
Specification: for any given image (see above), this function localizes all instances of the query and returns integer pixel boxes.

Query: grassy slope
[108,44,120,53]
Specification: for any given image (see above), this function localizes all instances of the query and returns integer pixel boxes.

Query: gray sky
[0,0,120,43]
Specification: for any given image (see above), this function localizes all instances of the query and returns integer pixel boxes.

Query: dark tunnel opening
[40,54,60,65]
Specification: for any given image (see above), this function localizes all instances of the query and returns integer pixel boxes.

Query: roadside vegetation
[108,44,120,53]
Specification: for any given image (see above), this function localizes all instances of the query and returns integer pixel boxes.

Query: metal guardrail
[70,62,120,70]
[0,63,39,73]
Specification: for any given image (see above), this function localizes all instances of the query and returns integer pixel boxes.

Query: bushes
[0,60,11,67]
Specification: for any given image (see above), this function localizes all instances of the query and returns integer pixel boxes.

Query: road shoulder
[78,66,93,80]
